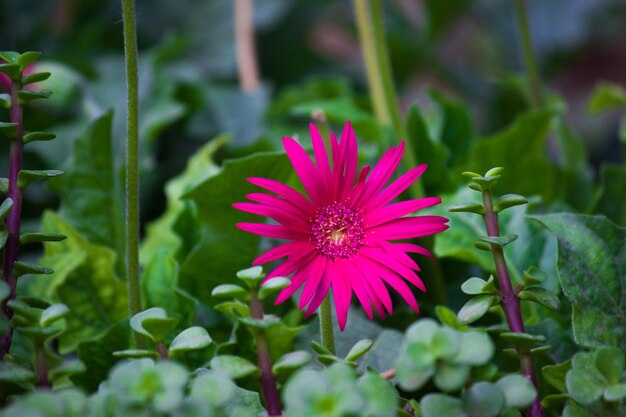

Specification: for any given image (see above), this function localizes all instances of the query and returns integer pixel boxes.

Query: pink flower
[234,121,448,330]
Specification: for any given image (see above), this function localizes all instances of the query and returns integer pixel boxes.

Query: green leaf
[210,355,260,379]
[236,266,266,289]
[12,261,53,277]
[594,346,625,384]
[272,351,311,375]
[40,303,69,327]
[140,136,226,263]
[434,362,470,392]
[141,252,195,329]
[463,382,504,417]
[345,339,373,362]
[588,82,626,114]
[406,104,452,193]
[435,306,469,330]
[18,89,52,102]
[519,287,561,311]
[479,234,518,247]
[531,213,626,349]
[358,371,399,416]
[541,360,571,393]
[258,277,290,300]
[431,327,460,359]
[0,230,7,249]
[0,122,18,138]
[189,370,236,408]
[180,151,293,305]
[469,110,557,201]
[168,326,212,355]
[211,284,249,301]
[494,194,528,213]
[23,131,56,144]
[522,266,548,286]
[22,211,128,353]
[500,332,546,351]
[562,402,595,417]
[112,349,159,359]
[421,394,465,417]
[21,71,50,85]
[0,281,9,304]
[590,164,626,226]
[0,198,13,222]
[449,202,484,215]
[431,91,475,168]
[0,51,20,64]
[457,295,495,324]
[18,169,63,188]
[0,93,11,109]
[20,232,66,245]
[460,277,493,295]
[451,331,495,366]
[0,64,20,80]
[604,383,626,401]
[16,51,41,70]
[71,319,130,392]
[566,368,606,405]
[130,307,178,342]
[51,111,123,257]
[48,360,86,382]
[0,361,37,383]
[495,374,537,409]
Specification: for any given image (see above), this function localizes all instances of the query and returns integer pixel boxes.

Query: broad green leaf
[17,169,63,189]
[469,110,557,201]
[40,303,69,327]
[16,51,41,70]
[604,383,626,401]
[462,382,504,417]
[140,136,226,262]
[495,374,537,409]
[542,360,571,393]
[452,331,495,366]
[258,277,290,300]
[566,368,605,405]
[594,346,625,384]
[431,91,475,168]
[210,355,260,379]
[272,351,311,375]
[141,252,195,329]
[130,307,178,342]
[357,371,398,417]
[50,111,124,259]
[168,326,212,355]
[212,284,249,301]
[420,394,465,417]
[588,82,626,114]
[518,287,561,311]
[71,319,130,393]
[23,211,128,353]
[531,213,626,349]
[457,295,494,325]
[434,362,470,392]
[590,164,626,226]
[180,151,293,305]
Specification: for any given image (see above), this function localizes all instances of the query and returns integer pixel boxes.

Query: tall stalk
[481,189,544,417]
[0,80,24,357]
[514,0,543,108]
[235,0,260,93]
[121,0,143,347]
[249,289,282,416]
[319,295,336,355]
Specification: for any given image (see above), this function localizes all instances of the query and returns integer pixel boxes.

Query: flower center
[311,202,364,260]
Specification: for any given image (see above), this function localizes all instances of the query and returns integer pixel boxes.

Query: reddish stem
[36,345,51,388]
[1,80,24,358]
[481,190,544,417]
[249,290,282,416]
[234,0,260,93]
[156,342,169,360]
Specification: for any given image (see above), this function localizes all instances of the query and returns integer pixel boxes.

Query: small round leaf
[169,326,212,356]
[495,374,537,409]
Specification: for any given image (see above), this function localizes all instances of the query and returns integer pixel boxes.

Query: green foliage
[282,364,398,417]
[532,213,626,349]
[395,318,495,392]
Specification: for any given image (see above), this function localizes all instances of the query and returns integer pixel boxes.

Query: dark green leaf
[462,382,504,417]
[522,266,548,286]
[22,72,50,85]
[420,394,464,417]
[18,169,63,189]
[18,89,52,102]
[0,51,20,64]
[0,361,37,383]
[500,332,546,350]
[431,90,475,167]
[0,122,18,139]
[0,198,13,222]
[180,151,293,305]
[0,64,20,80]
[495,374,537,409]
[541,360,571,393]
[448,203,484,215]
[23,131,56,144]
[457,295,495,324]
[16,51,41,70]
[12,261,53,277]
[518,287,561,311]
[434,362,470,392]
[594,346,624,384]
[20,232,66,245]
[590,164,626,226]
[479,234,518,247]
[48,360,85,382]
[0,93,10,109]
[531,213,626,349]
[494,194,528,213]
[588,82,626,113]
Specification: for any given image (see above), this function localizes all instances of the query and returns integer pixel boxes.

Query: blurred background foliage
[2,0,626,379]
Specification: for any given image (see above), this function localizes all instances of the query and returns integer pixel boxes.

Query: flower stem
[0,80,25,358]
[514,0,543,108]
[249,289,282,416]
[36,345,51,388]
[235,0,260,93]
[319,294,335,355]
[121,0,143,348]
[481,190,544,417]
[352,0,424,198]
[156,342,169,360]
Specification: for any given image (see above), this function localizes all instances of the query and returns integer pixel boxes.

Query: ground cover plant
[1,0,625,416]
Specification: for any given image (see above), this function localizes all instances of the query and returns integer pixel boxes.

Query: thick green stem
[514,0,543,108]
[121,0,143,348]
[319,295,336,355]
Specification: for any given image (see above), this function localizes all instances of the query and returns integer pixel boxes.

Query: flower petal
[283,137,321,202]
[247,177,313,212]
[236,222,308,240]
[364,197,442,228]
[368,164,427,209]
[370,216,449,240]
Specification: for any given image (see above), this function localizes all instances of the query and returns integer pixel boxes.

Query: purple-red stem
[481,190,544,417]
[249,290,282,416]
[1,80,24,358]
[156,342,169,360]
[36,345,51,388]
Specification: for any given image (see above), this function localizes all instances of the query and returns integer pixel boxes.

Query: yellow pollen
[330,227,346,244]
